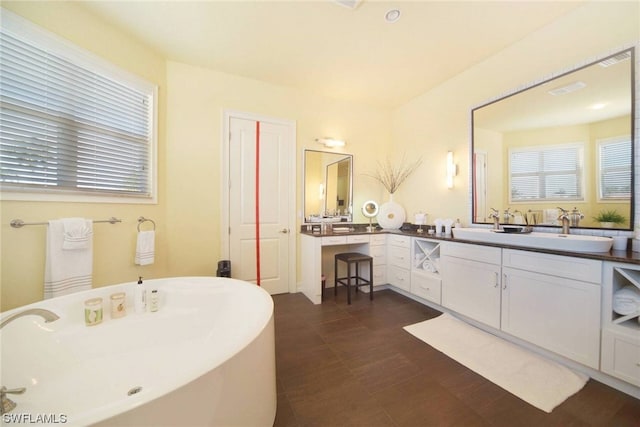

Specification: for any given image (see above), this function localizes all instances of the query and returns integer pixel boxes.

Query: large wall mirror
[472,47,635,230]
[303,149,353,223]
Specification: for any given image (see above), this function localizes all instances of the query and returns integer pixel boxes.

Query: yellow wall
[0,2,169,310]
[391,1,639,227]
[164,61,391,278]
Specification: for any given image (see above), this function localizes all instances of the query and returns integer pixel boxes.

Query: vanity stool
[334,252,373,305]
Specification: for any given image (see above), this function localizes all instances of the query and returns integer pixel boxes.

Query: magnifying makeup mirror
[362,200,379,233]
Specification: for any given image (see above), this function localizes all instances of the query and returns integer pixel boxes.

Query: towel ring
[137,216,156,232]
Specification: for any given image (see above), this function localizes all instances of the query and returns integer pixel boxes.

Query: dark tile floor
[272,288,640,427]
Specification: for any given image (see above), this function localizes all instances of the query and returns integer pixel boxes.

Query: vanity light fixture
[446,151,457,189]
[315,137,346,148]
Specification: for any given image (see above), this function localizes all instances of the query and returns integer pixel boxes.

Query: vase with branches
[364,155,423,229]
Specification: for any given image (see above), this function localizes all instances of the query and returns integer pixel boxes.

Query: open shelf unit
[412,238,441,278]
[610,267,640,330]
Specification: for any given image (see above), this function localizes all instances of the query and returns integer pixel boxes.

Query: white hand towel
[62,217,93,250]
[613,285,640,316]
[44,219,93,299]
[135,230,155,266]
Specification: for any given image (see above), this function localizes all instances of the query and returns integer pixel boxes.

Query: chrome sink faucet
[0,308,59,329]
[503,208,514,224]
[489,208,500,230]
[557,207,571,234]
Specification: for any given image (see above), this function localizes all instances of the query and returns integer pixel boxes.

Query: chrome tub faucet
[0,308,59,329]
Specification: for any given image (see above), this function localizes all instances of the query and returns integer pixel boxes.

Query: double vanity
[300,227,640,397]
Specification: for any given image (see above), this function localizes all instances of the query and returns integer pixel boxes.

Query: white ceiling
[78,0,586,108]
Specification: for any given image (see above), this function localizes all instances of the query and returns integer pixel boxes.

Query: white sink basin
[452,227,613,253]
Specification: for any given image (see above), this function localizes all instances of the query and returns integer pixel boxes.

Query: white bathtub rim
[0,276,274,426]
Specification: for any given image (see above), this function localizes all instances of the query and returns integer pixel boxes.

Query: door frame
[221,109,297,293]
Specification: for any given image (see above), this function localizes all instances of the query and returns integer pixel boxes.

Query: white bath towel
[613,285,640,316]
[44,219,93,299]
[135,230,155,266]
[62,217,93,250]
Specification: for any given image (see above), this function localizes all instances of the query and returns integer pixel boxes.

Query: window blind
[510,144,583,202]
[599,138,631,200]
[0,29,155,198]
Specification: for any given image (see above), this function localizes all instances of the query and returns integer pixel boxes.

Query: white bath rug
[403,313,588,413]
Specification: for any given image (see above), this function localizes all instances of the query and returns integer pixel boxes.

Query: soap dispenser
[134,276,146,314]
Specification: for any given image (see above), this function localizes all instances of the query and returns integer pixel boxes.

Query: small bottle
[149,289,159,312]
[84,297,103,326]
[110,292,126,319]
[454,218,462,228]
[134,276,146,314]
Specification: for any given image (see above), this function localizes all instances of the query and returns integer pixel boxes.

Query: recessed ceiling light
[385,9,401,23]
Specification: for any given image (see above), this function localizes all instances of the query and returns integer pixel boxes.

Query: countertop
[300,226,640,265]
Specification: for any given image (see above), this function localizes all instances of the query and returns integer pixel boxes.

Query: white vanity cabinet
[440,242,502,329]
[387,234,411,291]
[370,234,387,285]
[502,249,602,369]
[601,262,640,387]
[440,243,601,369]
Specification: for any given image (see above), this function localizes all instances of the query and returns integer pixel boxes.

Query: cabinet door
[441,255,501,328]
[502,266,601,369]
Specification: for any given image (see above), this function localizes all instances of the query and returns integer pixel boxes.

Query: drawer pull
[494,272,499,288]
[503,273,507,290]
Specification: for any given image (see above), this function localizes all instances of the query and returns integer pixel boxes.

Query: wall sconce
[315,137,346,148]
[446,151,457,189]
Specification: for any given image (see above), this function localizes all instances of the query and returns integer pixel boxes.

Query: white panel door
[229,116,292,294]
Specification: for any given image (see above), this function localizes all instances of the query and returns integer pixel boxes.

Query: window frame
[0,9,158,204]
[508,142,585,204]
[596,135,632,203]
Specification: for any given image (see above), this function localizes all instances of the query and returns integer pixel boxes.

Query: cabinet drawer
[347,234,370,244]
[503,249,602,284]
[441,241,501,264]
[411,272,441,304]
[601,329,640,387]
[388,265,410,291]
[388,246,411,269]
[388,234,411,248]
[322,236,347,246]
[370,234,387,245]
[373,265,386,285]
[369,245,386,265]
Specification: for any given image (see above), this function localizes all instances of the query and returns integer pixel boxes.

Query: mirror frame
[303,149,354,223]
[471,47,636,231]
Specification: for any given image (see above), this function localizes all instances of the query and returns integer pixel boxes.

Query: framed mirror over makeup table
[472,47,635,231]
[303,150,353,223]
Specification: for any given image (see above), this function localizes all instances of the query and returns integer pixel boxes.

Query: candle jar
[84,297,103,326]
[110,292,127,319]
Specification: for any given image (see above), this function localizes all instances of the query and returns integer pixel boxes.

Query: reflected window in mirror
[472,47,635,230]
[303,150,353,223]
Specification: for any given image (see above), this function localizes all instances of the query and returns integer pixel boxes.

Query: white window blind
[509,144,584,202]
[598,136,631,200]
[0,14,156,201]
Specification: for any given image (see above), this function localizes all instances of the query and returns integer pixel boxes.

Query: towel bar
[10,217,122,228]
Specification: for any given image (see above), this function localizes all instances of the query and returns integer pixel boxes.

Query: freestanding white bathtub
[0,277,276,426]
